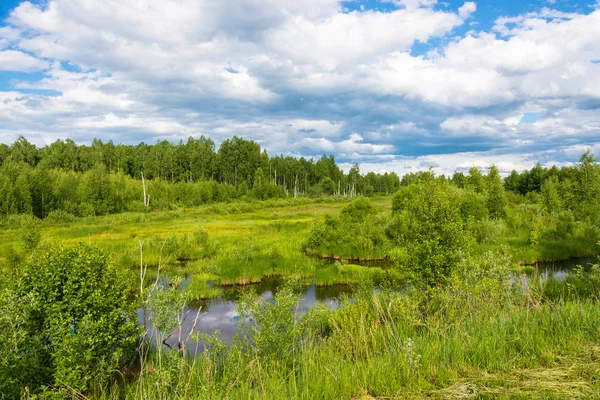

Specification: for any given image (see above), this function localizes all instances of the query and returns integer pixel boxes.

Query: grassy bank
[106,268,600,399]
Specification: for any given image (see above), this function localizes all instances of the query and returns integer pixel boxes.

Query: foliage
[388,179,473,286]
[44,209,77,224]
[339,196,378,222]
[304,198,388,258]
[457,189,488,222]
[540,175,562,215]
[0,136,401,218]
[471,218,506,244]
[1,182,600,398]
[1,244,138,397]
[18,214,42,251]
[236,285,305,367]
[486,165,508,219]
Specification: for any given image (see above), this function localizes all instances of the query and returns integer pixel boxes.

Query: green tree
[486,165,508,219]
[252,167,267,200]
[451,171,467,188]
[79,164,113,215]
[218,137,264,186]
[573,150,600,221]
[10,136,38,167]
[466,167,485,194]
[389,179,472,286]
[0,143,10,166]
[541,175,562,215]
[504,170,522,193]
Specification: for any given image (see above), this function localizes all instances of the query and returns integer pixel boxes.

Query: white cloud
[267,6,467,70]
[299,133,394,155]
[458,2,476,19]
[0,50,49,72]
[0,0,599,174]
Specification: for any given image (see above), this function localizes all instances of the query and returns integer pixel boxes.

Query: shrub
[18,214,41,251]
[471,218,506,244]
[44,209,77,223]
[458,190,488,222]
[340,197,378,222]
[2,244,138,396]
[389,179,473,286]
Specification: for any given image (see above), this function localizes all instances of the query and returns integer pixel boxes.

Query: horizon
[1,0,599,175]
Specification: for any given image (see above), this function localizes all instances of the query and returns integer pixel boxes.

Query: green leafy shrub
[44,209,77,223]
[18,214,41,251]
[471,218,506,244]
[236,285,305,367]
[1,244,138,397]
[304,207,389,259]
[486,165,508,219]
[388,179,473,286]
[340,197,378,222]
[458,189,488,222]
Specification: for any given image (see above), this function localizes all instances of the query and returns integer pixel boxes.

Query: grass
[0,197,392,290]
[1,196,598,294]
[108,281,600,399]
[2,196,599,399]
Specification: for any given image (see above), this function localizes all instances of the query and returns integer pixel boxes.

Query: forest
[0,136,400,218]
[0,137,599,399]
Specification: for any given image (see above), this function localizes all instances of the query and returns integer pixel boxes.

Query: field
[1,194,599,399]
[1,197,390,290]
[1,195,596,290]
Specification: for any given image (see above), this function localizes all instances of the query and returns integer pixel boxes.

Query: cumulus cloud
[0,50,49,72]
[0,0,599,173]
[299,133,395,156]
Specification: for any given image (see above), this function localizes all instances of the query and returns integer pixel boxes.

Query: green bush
[340,197,378,222]
[44,209,77,223]
[18,214,41,251]
[471,218,506,244]
[458,189,488,222]
[1,244,138,397]
[388,179,473,286]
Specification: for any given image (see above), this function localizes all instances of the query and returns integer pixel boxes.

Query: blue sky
[0,0,599,174]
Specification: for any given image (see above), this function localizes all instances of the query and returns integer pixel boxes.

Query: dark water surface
[533,257,596,281]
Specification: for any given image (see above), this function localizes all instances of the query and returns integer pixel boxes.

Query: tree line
[0,136,401,218]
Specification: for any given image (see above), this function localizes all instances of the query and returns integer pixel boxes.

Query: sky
[0,0,599,175]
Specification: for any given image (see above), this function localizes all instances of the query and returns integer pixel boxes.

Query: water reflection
[513,257,596,287]
[139,256,596,353]
[138,280,352,353]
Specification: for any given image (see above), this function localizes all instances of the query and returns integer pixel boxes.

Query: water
[530,257,596,281]
[139,256,597,353]
[138,279,353,353]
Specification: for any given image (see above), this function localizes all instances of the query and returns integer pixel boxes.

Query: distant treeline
[0,136,401,218]
[1,136,598,221]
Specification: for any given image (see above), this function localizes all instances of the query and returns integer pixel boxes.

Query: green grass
[0,197,392,290]
[1,196,598,294]
[2,196,599,399]
[107,282,600,399]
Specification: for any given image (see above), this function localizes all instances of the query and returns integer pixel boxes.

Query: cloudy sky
[0,0,599,174]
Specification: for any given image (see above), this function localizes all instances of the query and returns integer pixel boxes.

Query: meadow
[1,154,600,399]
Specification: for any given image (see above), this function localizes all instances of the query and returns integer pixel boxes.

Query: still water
[138,257,596,353]
[138,279,353,352]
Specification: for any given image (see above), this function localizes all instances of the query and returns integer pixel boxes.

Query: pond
[529,256,597,281]
[138,279,353,353]
[138,256,597,353]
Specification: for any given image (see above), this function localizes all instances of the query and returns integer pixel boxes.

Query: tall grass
[97,257,600,400]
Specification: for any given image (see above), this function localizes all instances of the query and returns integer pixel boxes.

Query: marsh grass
[98,266,600,400]
[1,197,596,293]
